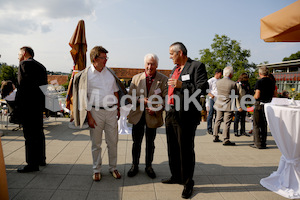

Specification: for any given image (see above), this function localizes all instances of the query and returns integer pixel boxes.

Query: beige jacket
[72,66,127,128]
[214,77,240,111]
[127,72,168,128]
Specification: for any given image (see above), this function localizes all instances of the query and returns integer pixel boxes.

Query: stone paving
[1,117,288,200]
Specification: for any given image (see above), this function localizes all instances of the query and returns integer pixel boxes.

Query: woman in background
[1,80,17,101]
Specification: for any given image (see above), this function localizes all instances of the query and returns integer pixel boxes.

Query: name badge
[181,74,190,81]
[154,88,161,94]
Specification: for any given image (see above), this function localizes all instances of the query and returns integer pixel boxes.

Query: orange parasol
[260,0,300,42]
[66,20,87,117]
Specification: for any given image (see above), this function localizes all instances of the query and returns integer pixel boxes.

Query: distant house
[258,59,300,93]
[47,75,69,85]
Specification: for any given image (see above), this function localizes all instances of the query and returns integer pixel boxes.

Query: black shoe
[249,144,266,149]
[39,162,46,166]
[241,132,250,137]
[17,165,39,173]
[182,184,194,199]
[223,140,236,146]
[207,130,213,135]
[213,136,221,142]
[161,177,180,184]
[234,132,241,137]
[145,166,156,179]
[127,165,139,177]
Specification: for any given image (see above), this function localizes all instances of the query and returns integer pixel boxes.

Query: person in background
[127,53,168,179]
[281,90,290,98]
[213,66,241,146]
[1,80,20,125]
[251,66,275,149]
[15,46,48,173]
[1,80,17,101]
[268,73,278,97]
[206,69,223,135]
[234,73,251,137]
[162,42,208,199]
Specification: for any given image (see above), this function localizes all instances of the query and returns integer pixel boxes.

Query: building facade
[259,59,300,93]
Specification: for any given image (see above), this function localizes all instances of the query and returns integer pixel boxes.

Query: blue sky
[0,0,299,73]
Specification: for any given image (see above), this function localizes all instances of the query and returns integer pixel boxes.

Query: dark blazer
[172,58,208,125]
[15,58,47,121]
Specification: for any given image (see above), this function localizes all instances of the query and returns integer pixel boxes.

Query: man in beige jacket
[127,53,168,179]
[213,66,241,145]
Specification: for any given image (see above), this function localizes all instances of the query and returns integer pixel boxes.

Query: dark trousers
[22,111,45,166]
[165,109,197,186]
[207,98,215,131]
[234,110,246,134]
[253,103,267,148]
[131,112,157,167]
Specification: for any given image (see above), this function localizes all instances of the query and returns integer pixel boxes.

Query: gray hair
[223,66,233,77]
[144,53,159,66]
[170,42,188,56]
[259,65,269,76]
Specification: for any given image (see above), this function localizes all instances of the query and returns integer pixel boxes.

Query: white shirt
[4,89,17,101]
[87,65,119,107]
[208,77,219,98]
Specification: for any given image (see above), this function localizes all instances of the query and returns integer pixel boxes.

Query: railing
[273,72,300,81]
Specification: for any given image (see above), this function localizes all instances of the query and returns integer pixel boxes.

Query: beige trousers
[89,108,118,173]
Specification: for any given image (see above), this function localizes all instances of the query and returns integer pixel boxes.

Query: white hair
[144,53,159,66]
[223,66,233,77]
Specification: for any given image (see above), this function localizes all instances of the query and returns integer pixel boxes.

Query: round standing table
[261,103,300,199]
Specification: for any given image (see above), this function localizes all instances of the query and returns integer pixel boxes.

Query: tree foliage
[197,34,256,83]
[282,51,300,61]
[0,63,18,86]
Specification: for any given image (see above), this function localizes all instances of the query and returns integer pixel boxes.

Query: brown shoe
[110,169,121,179]
[93,173,101,181]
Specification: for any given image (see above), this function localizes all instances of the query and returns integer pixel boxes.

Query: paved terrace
[1,118,287,200]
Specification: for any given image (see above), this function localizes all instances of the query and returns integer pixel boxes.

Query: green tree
[197,34,255,81]
[0,63,18,86]
[282,51,300,61]
[62,71,72,91]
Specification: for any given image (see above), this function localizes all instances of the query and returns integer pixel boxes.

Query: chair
[5,100,22,131]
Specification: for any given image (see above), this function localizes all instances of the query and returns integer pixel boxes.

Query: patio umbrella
[260,0,300,42]
[66,20,87,117]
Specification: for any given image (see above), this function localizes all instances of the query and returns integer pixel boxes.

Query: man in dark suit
[162,42,208,199]
[15,46,48,173]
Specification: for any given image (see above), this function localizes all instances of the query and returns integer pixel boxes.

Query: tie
[168,66,181,105]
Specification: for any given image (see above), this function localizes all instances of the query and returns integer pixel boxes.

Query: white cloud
[0,0,98,35]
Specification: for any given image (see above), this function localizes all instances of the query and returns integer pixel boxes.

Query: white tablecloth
[118,104,132,135]
[261,103,300,199]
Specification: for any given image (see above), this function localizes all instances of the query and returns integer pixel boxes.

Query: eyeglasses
[97,56,109,60]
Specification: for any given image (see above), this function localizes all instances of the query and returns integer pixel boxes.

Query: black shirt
[254,77,274,103]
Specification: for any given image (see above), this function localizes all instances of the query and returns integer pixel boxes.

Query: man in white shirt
[73,46,126,181]
[206,69,222,135]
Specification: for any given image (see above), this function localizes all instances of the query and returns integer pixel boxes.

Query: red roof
[111,68,172,79]
[47,75,69,85]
